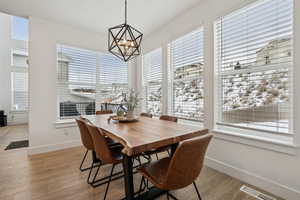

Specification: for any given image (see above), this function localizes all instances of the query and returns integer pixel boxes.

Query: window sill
[178,119,204,128]
[54,119,77,129]
[10,110,28,114]
[212,127,298,155]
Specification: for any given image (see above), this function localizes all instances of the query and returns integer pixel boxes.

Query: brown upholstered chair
[86,123,123,200]
[95,110,117,141]
[150,115,178,159]
[96,110,113,115]
[159,115,178,122]
[76,118,95,172]
[138,134,213,200]
[140,112,153,118]
[76,117,121,186]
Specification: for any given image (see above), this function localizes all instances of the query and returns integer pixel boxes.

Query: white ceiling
[0,0,202,36]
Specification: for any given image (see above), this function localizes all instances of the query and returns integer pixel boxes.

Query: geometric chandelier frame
[108,0,143,62]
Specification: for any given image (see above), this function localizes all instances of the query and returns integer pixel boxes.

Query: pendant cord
[125,0,127,24]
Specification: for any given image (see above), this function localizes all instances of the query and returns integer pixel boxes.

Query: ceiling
[0,0,202,36]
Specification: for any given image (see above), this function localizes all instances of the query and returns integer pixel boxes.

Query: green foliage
[122,89,140,111]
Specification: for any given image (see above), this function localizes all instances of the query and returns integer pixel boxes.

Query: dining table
[85,114,209,200]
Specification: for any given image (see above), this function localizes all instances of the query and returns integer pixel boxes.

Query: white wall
[0,12,28,125]
[28,17,132,154]
[140,0,300,199]
[0,13,12,121]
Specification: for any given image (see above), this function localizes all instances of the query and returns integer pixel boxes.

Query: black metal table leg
[122,154,135,200]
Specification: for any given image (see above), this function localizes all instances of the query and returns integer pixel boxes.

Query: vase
[126,110,134,119]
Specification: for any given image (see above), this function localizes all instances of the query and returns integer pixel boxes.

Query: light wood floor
[0,124,28,150]
[0,125,283,200]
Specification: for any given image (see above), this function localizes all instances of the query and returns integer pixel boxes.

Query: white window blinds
[215,0,293,134]
[11,48,28,111]
[57,45,128,119]
[57,45,97,118]
[11,71,28,111]
[168,29,204,121]
[97,54,128,106]
[143,48,162,116]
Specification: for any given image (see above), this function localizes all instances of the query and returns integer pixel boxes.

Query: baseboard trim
[205,156,300,200]
[28,140,81,155]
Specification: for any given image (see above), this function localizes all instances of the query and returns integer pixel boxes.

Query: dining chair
[76,118,98,173]
[76,118,105,186]
[96,110,113,115]
[86,123,124,200]
[159,115,178,122]
[76,117,122,185]
[137,133,213,200]
[140,112,153,118]
[152,115,178,159]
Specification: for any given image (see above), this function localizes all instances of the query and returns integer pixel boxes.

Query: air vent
[240,185,277,200]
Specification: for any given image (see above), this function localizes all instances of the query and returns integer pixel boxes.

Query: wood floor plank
[0,125,283,200]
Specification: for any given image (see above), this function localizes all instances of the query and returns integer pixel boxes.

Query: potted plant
[122,89,140,119]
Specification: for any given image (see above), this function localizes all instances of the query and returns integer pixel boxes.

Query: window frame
[167,28,205,122]
[142,48,163,116]
[10,48,29,112]
[56,44,129,120]
[213,0,295,142]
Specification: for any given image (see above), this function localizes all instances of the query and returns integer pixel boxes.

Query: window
[11,71,28,111]
[168,29,204,121]
[215,0,293,134]
[142,48,163,116]
[11,48,28,111]
[56,45,128,119]
[12,49,28,67]
[11,16,28,41]
[97,53,128,106]
[57,45,97,118]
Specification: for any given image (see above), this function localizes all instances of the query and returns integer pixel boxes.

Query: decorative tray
[109,115,139,123]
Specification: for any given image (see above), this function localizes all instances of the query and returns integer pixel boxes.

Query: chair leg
[147,155,152,163]
[193,181,202,200]
[79,150,89,171]
[103,164,115,200]
[137,156,142,166]
[166,192,170,200]
[167,192,179,200]
[87,161,94,184]
[90,161,102,184]
[87,162,100,184]
[141,154,152,164]
[145,178,151,190]
[138,176,146,199]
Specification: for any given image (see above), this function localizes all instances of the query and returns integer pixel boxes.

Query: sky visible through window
[12,16,28,41]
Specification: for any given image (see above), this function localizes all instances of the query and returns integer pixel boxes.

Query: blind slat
[57,45,128,119]
[168,29,204,121]
[215,0,293,134]
[143,48,163,116]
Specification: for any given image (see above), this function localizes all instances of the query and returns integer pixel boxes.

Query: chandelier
[108,0,143,62]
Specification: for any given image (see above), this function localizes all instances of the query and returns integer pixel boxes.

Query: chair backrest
[159,115,178,122]
[85,123,116,164]
[75,118,94,150]
[140,113,153,118]
[96,110,113,115]
[165,133,213,190]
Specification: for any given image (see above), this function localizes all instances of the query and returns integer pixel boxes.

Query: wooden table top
[85,114,209,156]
